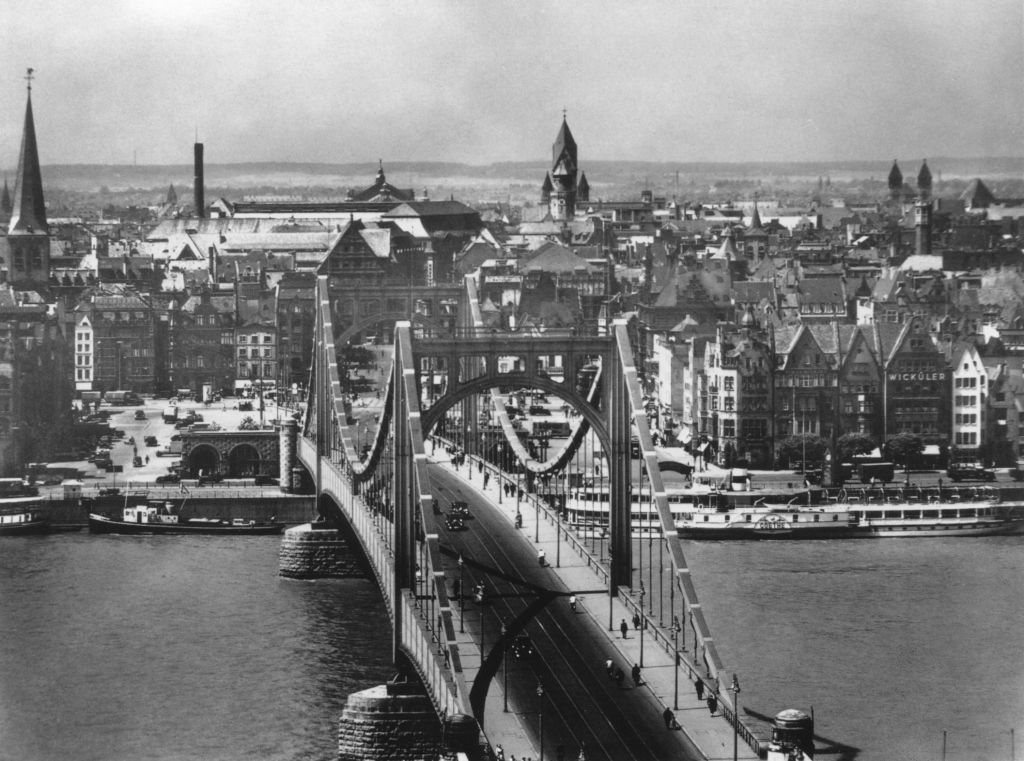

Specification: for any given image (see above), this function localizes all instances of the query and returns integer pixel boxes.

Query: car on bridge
[155,473,180,484]
[450,501,471,518]
[511,633,534,659]
[444,515,466,531]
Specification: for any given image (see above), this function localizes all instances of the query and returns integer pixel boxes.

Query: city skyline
[1,0,1022,167]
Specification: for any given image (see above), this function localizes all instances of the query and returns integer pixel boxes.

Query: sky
[1,0,1022,167]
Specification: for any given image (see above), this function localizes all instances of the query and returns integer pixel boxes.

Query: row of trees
[774,432,938,469]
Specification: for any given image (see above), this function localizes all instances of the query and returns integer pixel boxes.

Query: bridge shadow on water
[742,707,861,761]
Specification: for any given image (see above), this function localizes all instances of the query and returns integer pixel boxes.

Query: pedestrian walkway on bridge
[433,442,763,761]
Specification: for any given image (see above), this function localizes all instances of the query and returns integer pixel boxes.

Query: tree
[775,435,827,469]
[837,432,876,463]
[238,416,259,431]
[883,433,924,469]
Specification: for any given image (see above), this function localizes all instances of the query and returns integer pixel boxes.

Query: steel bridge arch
[334,311,449,348]
[420,374,606,475]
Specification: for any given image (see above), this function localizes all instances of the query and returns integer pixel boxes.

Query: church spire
[750,198,763,230]
[9,68,48,235]
[917,159,932,201]
[552,115,578,173]
[1,178,11,215]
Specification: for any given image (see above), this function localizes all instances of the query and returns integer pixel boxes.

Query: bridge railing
[297,438,472,720]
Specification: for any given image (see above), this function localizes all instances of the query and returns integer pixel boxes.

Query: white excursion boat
[561,468,855,539]
[835,485,1023,537]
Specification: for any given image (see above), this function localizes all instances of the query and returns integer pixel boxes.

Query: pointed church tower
[888,160,903,201]
[1,178,11,215]
[7,69,50,284]
[540,172,552,204]
[549,115,578,221]
[917,160,932,201]
[578,171,590,203]
[166,183,177,205]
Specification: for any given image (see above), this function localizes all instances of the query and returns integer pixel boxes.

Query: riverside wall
[45,492,316,526]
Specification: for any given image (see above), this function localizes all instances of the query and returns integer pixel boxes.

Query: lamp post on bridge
[672,615,681,709]
[728,674,741,761]
[500,622,508,712]
[458,554,464,633]
[639,586,645,668]
[536,680,545,761]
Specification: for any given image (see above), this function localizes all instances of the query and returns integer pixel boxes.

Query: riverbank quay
[433,446,764,761]
[41,487,316,528]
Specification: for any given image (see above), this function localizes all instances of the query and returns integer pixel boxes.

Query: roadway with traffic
[428,453,760,761]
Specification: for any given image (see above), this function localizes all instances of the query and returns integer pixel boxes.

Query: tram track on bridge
[431,465,702,761]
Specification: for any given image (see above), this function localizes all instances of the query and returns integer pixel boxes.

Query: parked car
[155,473,180,484]
[144,436,158,447]
[134,410,147,420]
[946,463,996,482]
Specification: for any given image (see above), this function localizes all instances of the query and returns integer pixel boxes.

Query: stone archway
[228,443,261,477]
[188,444,220,477]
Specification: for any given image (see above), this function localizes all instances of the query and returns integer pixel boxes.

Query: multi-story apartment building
[235,323,277,387]
[169,289,235,395]
[950,344,986,454]
[0,290,70,474]
[71,285,158,392]
[702,316,775,467]
[877,316,949,440]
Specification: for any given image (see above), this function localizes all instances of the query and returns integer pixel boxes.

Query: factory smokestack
[193,142,205,218]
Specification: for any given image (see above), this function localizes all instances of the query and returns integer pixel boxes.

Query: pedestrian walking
[605,658,614,678]
[662,706,676,729]
[632,612,641,630]
[707,693,718,715]
[620,619,628,639]
[614,667,624,688]
[631,663,642,687]
[695,678,704,700]
[495,744,505,761]
[145,455,149,464]
[483,472,490,488]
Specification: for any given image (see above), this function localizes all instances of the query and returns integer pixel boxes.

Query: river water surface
[1,532,1021,761]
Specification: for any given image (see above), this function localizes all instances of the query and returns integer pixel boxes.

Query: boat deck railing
[827,485,998,505]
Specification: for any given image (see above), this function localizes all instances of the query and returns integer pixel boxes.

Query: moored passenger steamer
[837,485,1023,537]
[0,478,48,535]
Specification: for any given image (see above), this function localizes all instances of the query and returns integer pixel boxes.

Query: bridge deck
[433,452,764,761]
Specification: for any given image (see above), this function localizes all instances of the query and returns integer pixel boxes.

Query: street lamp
[639,588,645,667]
[728,674,741,761]
[501,623,508,712]
[458,554,464,632]
[536,680,545,761]
[672,615,681,709]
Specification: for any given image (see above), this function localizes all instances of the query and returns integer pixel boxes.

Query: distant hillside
[23,157,1024,194]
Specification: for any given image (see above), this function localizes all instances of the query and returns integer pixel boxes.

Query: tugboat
[89,501,285,535]
[766,708,815,760]
[0,478,48,535]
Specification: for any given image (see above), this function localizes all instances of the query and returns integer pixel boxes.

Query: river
[1,532,1021,761]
